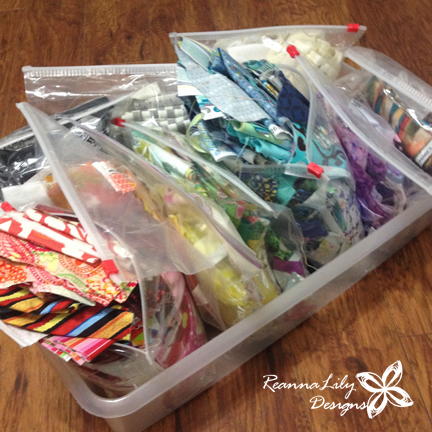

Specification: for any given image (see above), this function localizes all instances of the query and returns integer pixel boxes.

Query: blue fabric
[277,71,310,127]
[210,48,281,125]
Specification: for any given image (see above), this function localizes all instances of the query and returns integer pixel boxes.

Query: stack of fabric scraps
[0,204,135,305]
[114,37,364,270]
[0,202,139,365]
[0,197,208,368]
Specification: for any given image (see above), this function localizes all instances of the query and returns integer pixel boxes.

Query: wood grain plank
[0,0,26,12]
[0,1,84,135]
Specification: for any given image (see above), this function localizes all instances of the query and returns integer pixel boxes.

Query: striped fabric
[0,285,80,315]
[42,336,114,365]
[0,285,133,341]
[42,320,145,364]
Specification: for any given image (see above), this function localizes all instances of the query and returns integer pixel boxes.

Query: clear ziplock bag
[23,63,191,146]
[20,64,287,329]
[279,79,365,266]
[339,46,432,181]
[110,120,307,289]
[288,44,432,206]
[107,123,304,329]
[170,24,366,95]
[18,103,269,332]
[288,46,419,231]
[1,64,186,188]
[172,37,364,269]
[1,64,157,180]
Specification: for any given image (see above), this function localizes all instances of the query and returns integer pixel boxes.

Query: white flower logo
[356,360,414,419]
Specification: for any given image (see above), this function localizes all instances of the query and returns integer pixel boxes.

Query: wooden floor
[0,1,431,431]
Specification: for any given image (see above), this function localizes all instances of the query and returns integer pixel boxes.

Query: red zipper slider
[112,117,126,127]
[307,162,324,178]
[347,23,360,33]
[286,44,300,58]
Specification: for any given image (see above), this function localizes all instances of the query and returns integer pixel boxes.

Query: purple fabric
[272,257,306,277]
[334,124,406,230]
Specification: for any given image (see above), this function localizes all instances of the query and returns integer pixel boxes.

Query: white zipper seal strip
[170,24,367,40]
[22,63,177,78]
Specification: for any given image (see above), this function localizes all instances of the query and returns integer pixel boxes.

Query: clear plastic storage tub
[44,191,431,432]
[6,35,432,431]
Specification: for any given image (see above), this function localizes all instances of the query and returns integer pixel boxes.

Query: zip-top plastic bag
[26,62,306,304]
[0,64,185,189]
[22,64,179,115]
[1,64,154,182]
[18,102,274,332]
[287,45,418,231]
[19,103,232,279]
[107,120,302,328]
[172,36,364,269]
[19,64,295,328]
[339,46,432,180]
[170,24,366,95]
[22,63,191,148]
[110,119,306,291]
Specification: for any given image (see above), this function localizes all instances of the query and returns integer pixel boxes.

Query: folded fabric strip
[0,286,133,340]
[0,231,133,306]
[30,282,96,306]
[0,205,99,264]
[0,285,81,315]
[41,336,115,365]
[276,70,310,126]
